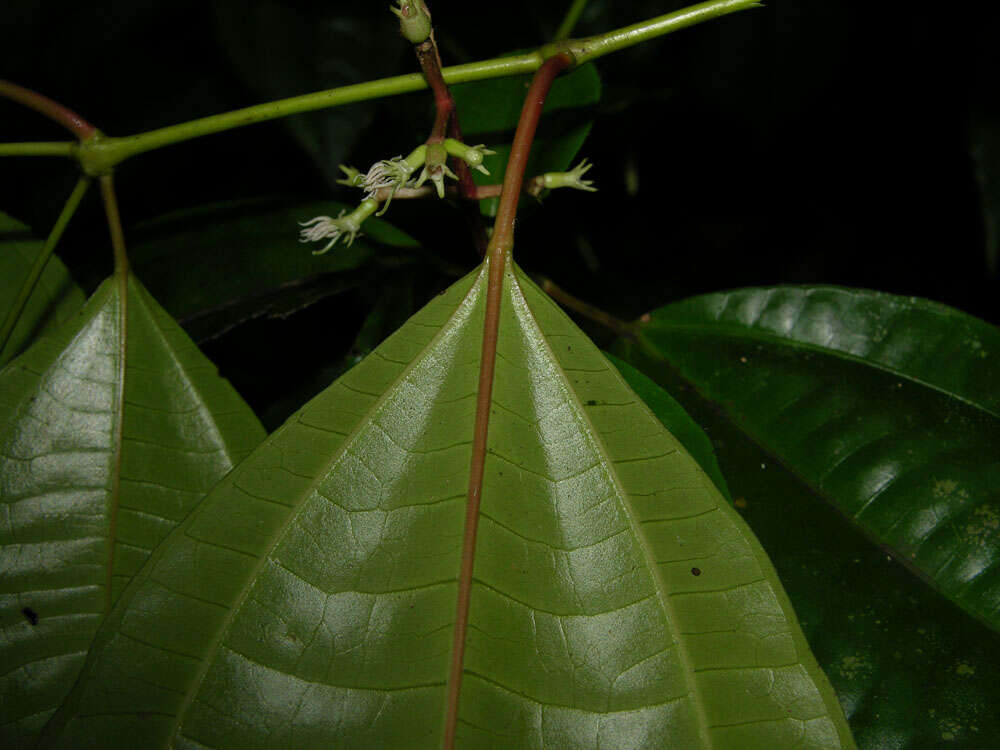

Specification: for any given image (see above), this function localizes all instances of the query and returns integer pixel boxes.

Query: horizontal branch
[0,141,75,158]
[560,0,761,64]
[66,0,758,174]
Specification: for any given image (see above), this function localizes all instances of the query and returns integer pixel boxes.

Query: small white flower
[298,199,379,254]
[299,213,354,254]
[362,156,416,198]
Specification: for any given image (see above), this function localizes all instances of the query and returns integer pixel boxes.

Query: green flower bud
[391,0,432,44]
[336,164,365,188]
[444,139,496,175]
[541,159,597,192]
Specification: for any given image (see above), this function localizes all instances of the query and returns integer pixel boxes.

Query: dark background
[2,0,998,427]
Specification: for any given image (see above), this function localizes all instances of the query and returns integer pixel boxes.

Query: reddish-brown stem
[416,39,454,144]
[445,106,482,214]
[448,114,489,257]
[490,54,573,253]
[370,178,557,203]
[0,79,96,140]
[444,53,572,750]
[371,183,503,202]
[414,21,489,256]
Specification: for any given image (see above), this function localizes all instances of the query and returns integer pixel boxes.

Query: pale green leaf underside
[43,262,852,748]
[1,273,266,745]
[0,212,85,368]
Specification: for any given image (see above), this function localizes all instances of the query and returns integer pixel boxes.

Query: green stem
[0,141,75,158]
[559,0,761,64]
[74,56,535,174]
[0,175,91,361]
[99,175,129,275]
[554,0,589,41]
[71,0,758,174]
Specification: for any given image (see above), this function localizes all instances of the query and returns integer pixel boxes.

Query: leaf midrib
[105,272,128,615]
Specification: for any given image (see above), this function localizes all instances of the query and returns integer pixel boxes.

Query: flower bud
[444,139,497,175]
[391,0,432,44]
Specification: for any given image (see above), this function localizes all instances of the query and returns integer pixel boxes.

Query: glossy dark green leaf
[615,285,1000,633]
[0,271,266,745]
[0,212,85,367]
[626,369,1000,749]
[736,435,1000,749]
[42,262,852,747]
[130,198,424,342]
[451,62,601,216]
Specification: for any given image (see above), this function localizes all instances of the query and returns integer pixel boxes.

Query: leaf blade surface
[43,265,852,747]
[0,272,265,745]
[0,212,85,367]
[616,285,1000,633]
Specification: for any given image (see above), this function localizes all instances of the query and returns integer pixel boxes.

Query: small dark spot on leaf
[22,607,39,626]
[567,346,572,352]
[690,567,702,577]
[585,400,597,406]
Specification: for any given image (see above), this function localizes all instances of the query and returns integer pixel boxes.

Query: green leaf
[628,373,1000,748]
[615,285,1000,633]
[0,212,85,367]
[129,198,424,342]
[42,262,852,748]
[605,351,732,502]
[0,272,266,745]
[726,424,1000,748]
[451,61,601,216]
